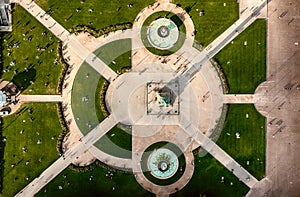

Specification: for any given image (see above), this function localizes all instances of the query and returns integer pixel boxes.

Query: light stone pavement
[16,0,117,82]
[131,0,195,68]
[10,0,279,196]
[179,115,258,188]
[224,94,255,104]
[60,36,97,167]
[239,0,267,19]
[176,0,268,80]
[16,115,117,197]
[247,0,300,196]
[18,94,62,102]
[131,125,196,195]
[60,29,137,168]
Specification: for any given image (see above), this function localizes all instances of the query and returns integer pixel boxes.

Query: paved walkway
[131,0,195,68]
[16,115,117,197]
[179,116,258,188]
[12,0,273,196]
[248,0,300,195]
[239,0,267,19]
[19,94,62,102]
[176,0,268,78]
[16,0,117,82]
[131,125,196,195]
[88,146,132,169]
[224,94,255,103]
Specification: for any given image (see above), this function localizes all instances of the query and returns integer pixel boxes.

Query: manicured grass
[94,125,132,159]
[1,103,62,196]
[71,62,101,135]
[215,20,267,93]
[35,0,155,31]
[73,39,132,156]
[1,5,62,94]
[217,104,266,180]
[141,11,186,56]
[93,38,131,71]
[35,167,154,197]
[171,105,265,196]
[172,154,249,197]
[174,0,239,46]
[93,39,132,157]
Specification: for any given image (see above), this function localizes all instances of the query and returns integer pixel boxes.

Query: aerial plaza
[0,0,299,196]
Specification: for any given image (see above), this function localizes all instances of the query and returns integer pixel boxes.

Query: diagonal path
[12,0,268,196]
[15,115,118,197]
[164,0,268,99]
[179,116,258,188]
[176,0,268,79]
[16,0,117,82]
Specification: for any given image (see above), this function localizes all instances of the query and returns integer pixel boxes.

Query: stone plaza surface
[4,0,297,196]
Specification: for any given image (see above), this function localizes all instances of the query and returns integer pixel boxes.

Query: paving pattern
[6,0,295,196]
[247,0,300,196]
[16,115,117,197]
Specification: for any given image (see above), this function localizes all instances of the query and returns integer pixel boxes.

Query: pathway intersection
[5,0,274,196]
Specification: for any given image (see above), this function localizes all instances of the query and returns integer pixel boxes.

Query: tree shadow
[171,15,183,28]
[11,67,36,93]
[184,1,197,14]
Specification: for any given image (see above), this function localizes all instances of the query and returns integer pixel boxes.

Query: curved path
[131,125,196,195]
[16,0,117,82]
[13,0,271,196]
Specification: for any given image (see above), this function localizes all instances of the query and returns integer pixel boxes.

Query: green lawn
[172,104,265,196]
[71,62,102,135]
[215,20,267,93]
[73,39,132,156]
[72,62,101,135]
[172,154,249,197]
[35,0,155,31]
[93,39,131,71]
[72,39,131,135]
[174,0,239,46]
[1,103,62,196]
[36,167,154,197]
[1,5,62,94]
[94,125,132,159]
[217,104,266,180]
[93,39,132,158]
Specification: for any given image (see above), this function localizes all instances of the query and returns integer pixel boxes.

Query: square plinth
[146,82,179,115]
